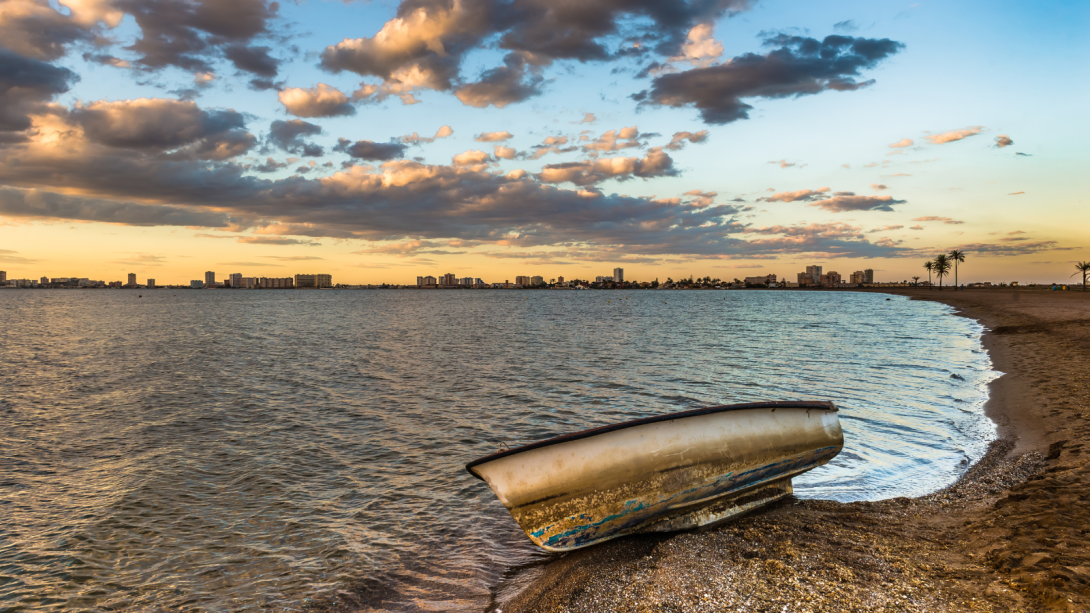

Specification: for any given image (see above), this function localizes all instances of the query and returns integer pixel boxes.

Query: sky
[0,0,1087,285]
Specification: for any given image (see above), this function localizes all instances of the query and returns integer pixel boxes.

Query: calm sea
[0,290,997,611]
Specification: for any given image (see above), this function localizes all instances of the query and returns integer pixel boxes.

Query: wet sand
[499,288,1090,613]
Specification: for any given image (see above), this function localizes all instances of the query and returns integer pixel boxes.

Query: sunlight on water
[0,290,996,611]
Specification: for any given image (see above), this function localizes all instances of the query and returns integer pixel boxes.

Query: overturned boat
[466,401,843,552]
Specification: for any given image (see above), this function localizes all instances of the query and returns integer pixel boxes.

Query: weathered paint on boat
[466,401,843,552]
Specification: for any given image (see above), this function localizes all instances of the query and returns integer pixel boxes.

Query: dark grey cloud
[636,34,904,124]
[833,20,859,32]
[223,43,279,77]
[253,157,288,172]
[454,53,544,108]
[268,119,324,157]
[0,186,233,227]
[71,98,255,159]
[117,0,281,77]
[0,48,78,132]
[320,0,754,106]
[333,137,407,161]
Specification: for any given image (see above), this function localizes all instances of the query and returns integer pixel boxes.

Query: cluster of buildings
[415,268,625,288]
[794,266,873,288]
[189,272,333,289]
[0,270,332,289]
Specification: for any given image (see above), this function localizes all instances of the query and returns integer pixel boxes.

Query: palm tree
[948,249,966,289]
[912,276,921,287]
[923,260,934,289]
[933,254,951,290]
[1073,261,1090,292]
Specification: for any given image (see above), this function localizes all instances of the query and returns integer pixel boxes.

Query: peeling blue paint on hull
[467,401,845,552]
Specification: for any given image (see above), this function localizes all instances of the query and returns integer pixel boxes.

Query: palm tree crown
[948,249,966,289]
[933,254,951,290]
[923,260,934,289]
[1073,261,1090,292]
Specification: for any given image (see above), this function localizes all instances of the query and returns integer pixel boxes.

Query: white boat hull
[467,402,843,551]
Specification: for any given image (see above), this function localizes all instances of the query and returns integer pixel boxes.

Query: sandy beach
[500,288,1090,613]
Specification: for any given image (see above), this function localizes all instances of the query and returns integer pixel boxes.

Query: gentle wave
[0,290,996,611]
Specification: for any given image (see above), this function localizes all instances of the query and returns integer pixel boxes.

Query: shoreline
[498,288,1090,613]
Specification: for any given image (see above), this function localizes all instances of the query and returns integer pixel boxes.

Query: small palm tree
[912,276,920,287]
[933,254,951,290]
[923,260,934,289]
[1073,261,1090,292]
[949,249,966,289]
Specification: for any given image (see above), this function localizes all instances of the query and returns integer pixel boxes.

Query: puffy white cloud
[475,131,513,142]
[278,83,355,118]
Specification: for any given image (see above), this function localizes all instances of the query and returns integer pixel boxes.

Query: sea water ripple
[0,290,997,611]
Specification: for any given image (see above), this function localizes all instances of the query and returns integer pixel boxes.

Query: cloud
[319,0,755,107]
[455,53,543,108]
[867,224,903,233]
[452,149,491,166]
[663,130,709,151]
[911,216,964,224]
[833,20,859,32]
[870,183,888,190]
[761,187,830,202]
[924,126,983,145]
[493,145,517,160]
[0,186,232,227]
[400,125,454,145]
[665,23,723,68]
[769,159,798,169]
[71,98,255,160]
[537,148,675,185]
[636,34,904,124]
[268,119,324,157]
[237,236,320,246]
[1009,191,1024,195]
[278,84,356,118]
[252,157,287,173]
[582,127,644,154]
[475,131,514,142]
[0,0,95,61]
[110,252,167,266]
[888,138,913,148]
[994,134,1013,148]
[0,248,38,264]
[579,113,597,124]
[910,225,924,230]
[0,48,78,132]
[809,193,904,212]
[951,241,1068,257]
[1015,152,1032,157]
[333,138,407,161]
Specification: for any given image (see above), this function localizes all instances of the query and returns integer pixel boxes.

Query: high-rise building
[0,271,6,284]
[229,273,242,288]
[190,280,204,289]
[864,269,874,284]
[515,275,530,286]
[128,272,137,286]
[41,276,49,285]
[438,273,455,286]
[613,268,624,283]
[147,279,155,288]
[530,275,544,286]
[805,265,822,284]
[557,276,564,283]
[205,271,215,287]
[850,271,866,285]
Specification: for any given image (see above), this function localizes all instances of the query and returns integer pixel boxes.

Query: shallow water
[0,290,996,611]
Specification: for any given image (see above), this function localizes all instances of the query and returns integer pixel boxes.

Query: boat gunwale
[465,400,838,480]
